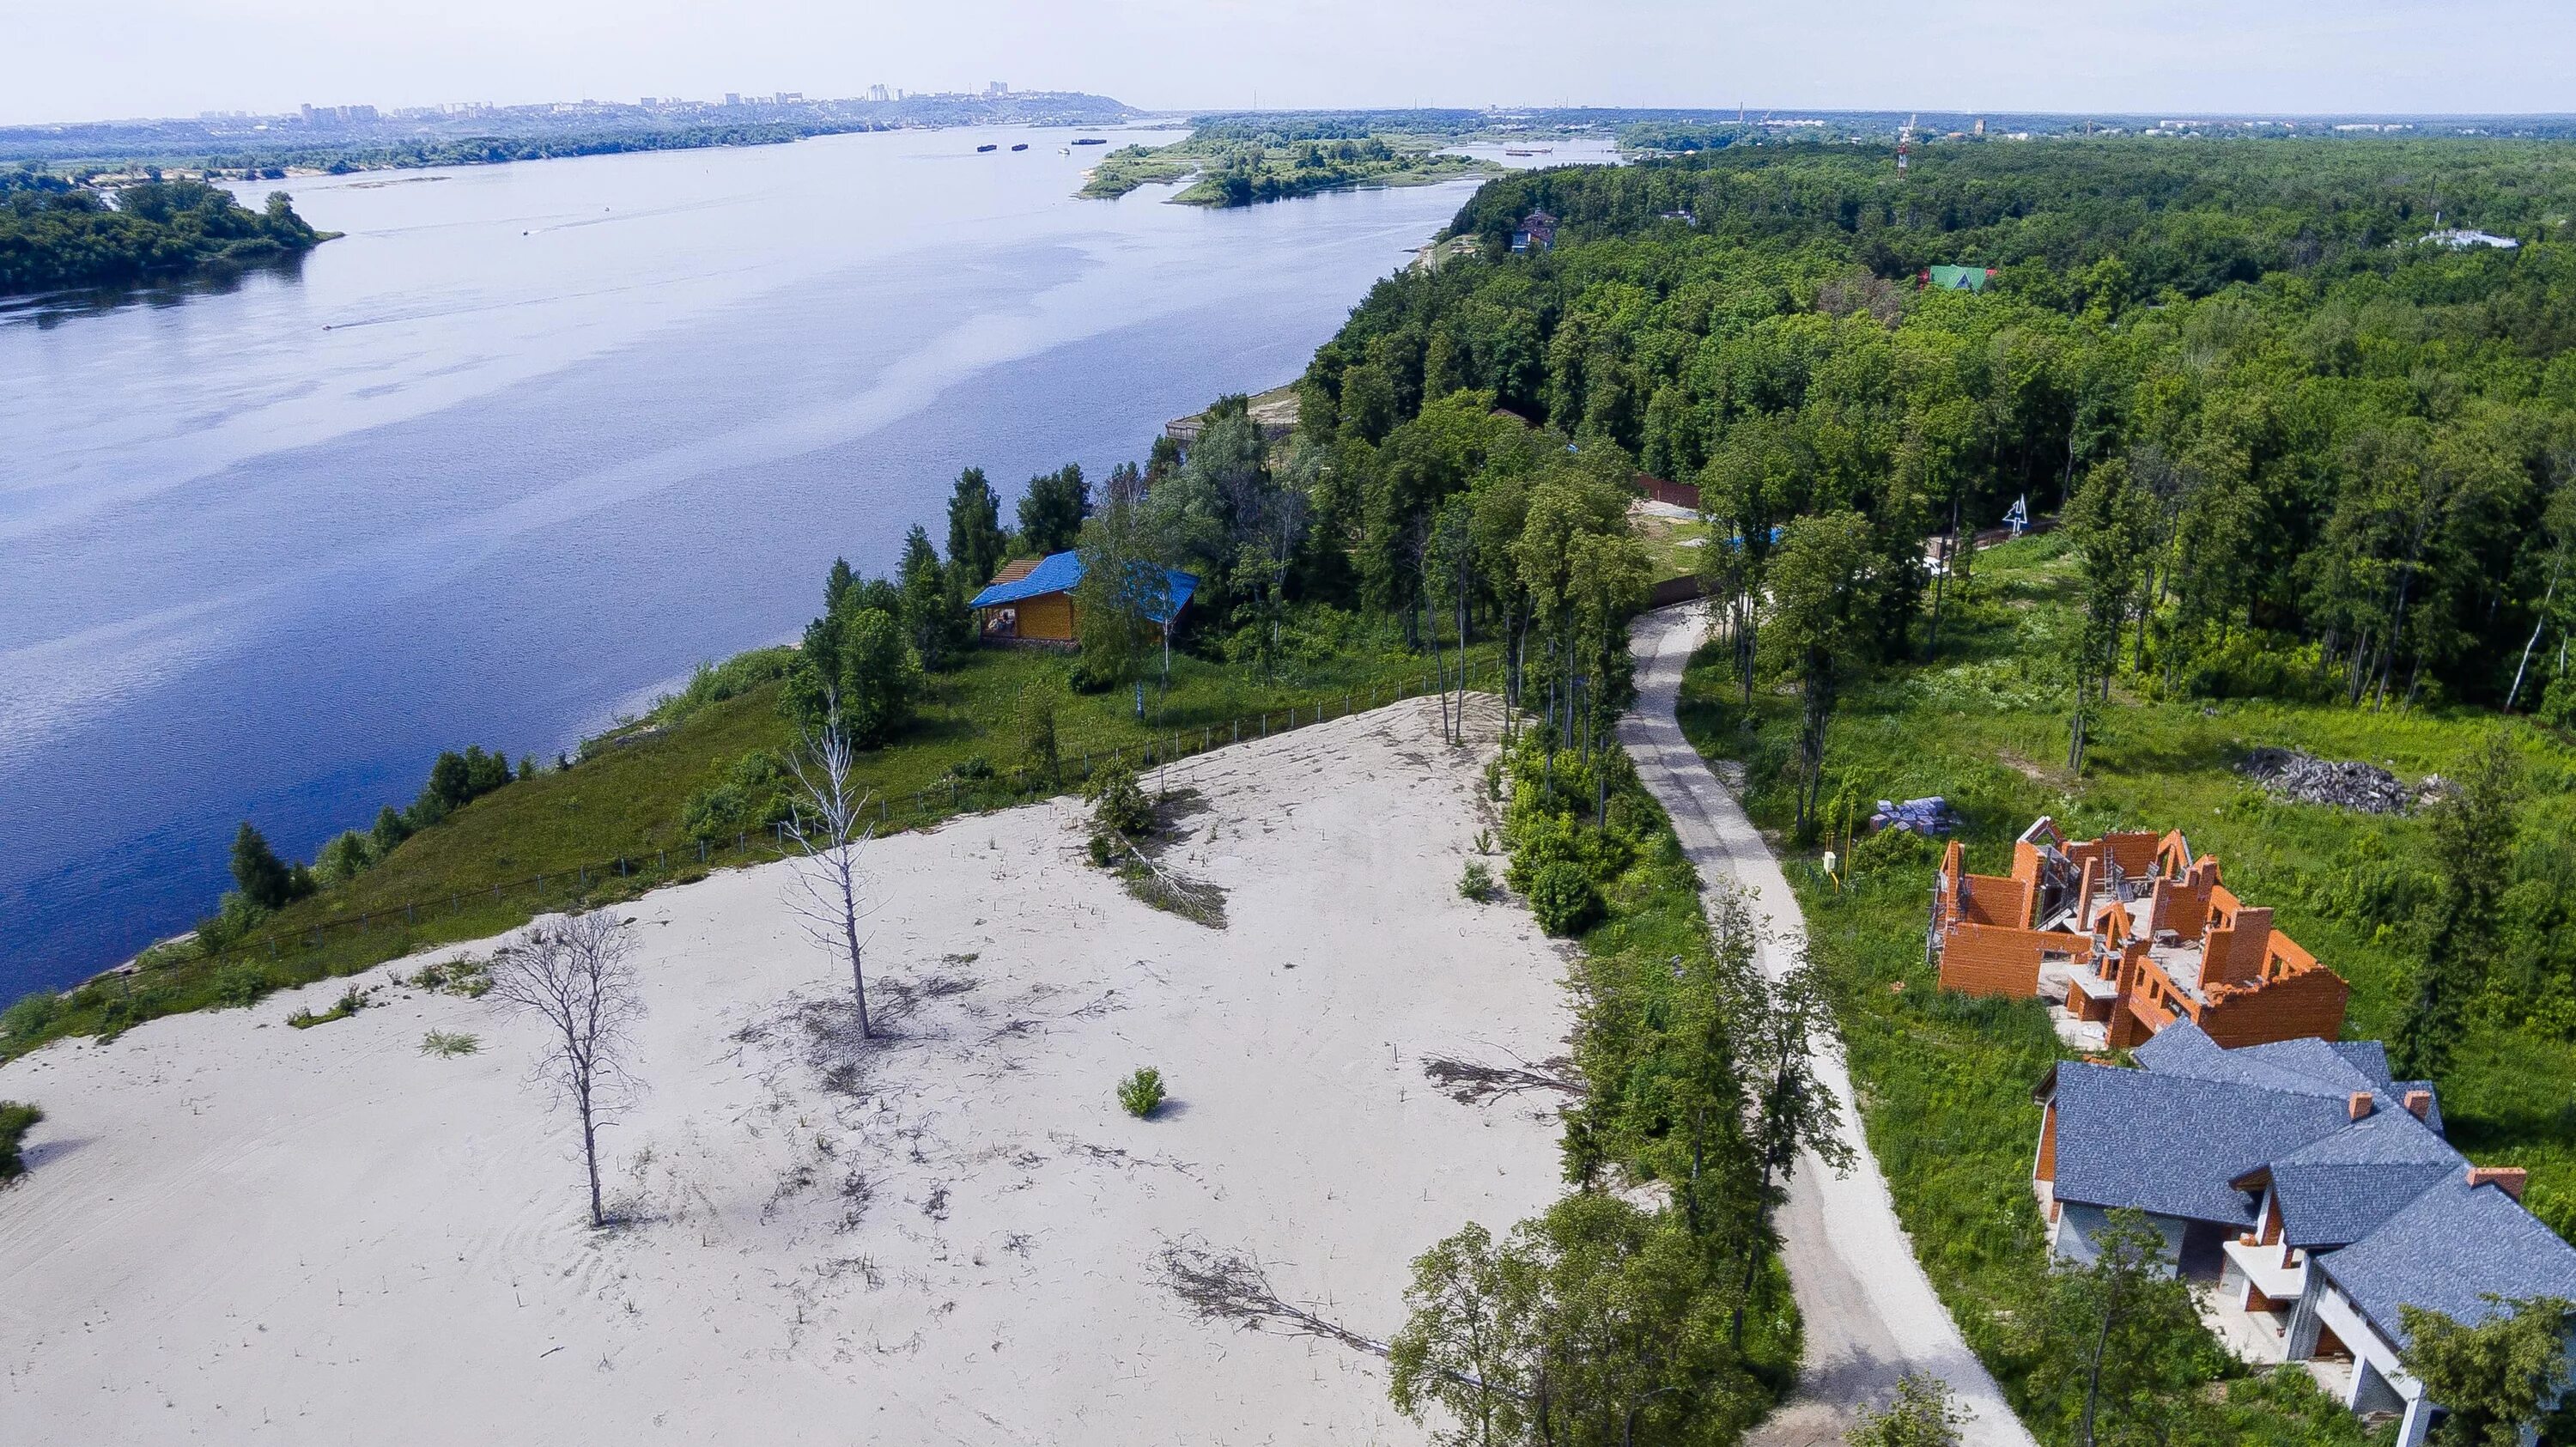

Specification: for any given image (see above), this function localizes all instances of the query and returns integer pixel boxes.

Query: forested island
[0,169,330,295]
[1079,115,1498,205]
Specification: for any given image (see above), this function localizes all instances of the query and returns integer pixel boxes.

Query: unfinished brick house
[1929,817,2349,1049]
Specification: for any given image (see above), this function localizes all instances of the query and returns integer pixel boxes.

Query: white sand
[0,697,1570,1444]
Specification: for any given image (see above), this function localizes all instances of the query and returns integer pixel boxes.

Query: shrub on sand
[1459,860,1498,903]
[420,1030,480,1057]
[288,986,368,1030]
[0,1100,43,1182]
[1528,860,1603,936]
[1118,1067,1166,1119]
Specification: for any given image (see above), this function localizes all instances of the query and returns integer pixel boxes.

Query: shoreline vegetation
[0,91,1140,180]
[2,168,333,295]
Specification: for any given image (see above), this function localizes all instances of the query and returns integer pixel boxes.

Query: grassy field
[3,631,1498,1060]
[1675,532,2576,1442]
[1631,509,1710,583]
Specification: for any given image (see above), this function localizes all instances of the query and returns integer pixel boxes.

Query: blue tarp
[968,550,1198,625]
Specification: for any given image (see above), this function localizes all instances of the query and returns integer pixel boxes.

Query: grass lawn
[3,633,1497,1060]
[1675,532,2576,1442]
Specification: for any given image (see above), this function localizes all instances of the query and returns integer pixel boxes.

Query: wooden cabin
[967,550,1197,651]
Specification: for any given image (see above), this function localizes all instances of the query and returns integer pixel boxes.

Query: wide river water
[0,126,1611,995]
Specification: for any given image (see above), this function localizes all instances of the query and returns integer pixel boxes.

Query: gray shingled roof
[2134,1022,2375,1097]
[2050,1061,2352,1225]
[2317,1175,2576,1347]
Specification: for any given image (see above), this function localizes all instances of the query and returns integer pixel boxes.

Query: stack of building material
[2236,748,2415,814]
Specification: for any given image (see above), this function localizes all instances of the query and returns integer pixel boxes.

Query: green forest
[0,169,330,294]
[1313,140,2576,720]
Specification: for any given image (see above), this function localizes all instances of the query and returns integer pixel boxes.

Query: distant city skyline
[9,0,2574,130]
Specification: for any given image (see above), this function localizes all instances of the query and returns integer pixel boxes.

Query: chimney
[2348,1091,2374,1122]
[2404,1090,2433,1121]
[2468,1166,2529,1201]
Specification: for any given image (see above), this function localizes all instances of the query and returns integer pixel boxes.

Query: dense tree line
[1307,141,2576,725]
[0,170,326,295]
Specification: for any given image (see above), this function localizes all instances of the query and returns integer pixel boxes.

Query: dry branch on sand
[1154,1240,1387,1358]
[1420,1052,1582,1107]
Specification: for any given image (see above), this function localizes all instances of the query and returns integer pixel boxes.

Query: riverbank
[0,135,1485,995]
[0,697,1569,1444]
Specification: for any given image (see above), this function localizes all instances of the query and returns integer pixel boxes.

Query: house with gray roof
[2033,1021,2576,1447]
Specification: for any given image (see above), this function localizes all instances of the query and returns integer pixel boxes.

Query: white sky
[13,0,2574,127]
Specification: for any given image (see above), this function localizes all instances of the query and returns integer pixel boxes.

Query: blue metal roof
[969,550,1084,608]
[967,551,1198,625]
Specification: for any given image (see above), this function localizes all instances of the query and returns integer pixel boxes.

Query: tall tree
[897,524,963,671]
[945,469,1010,590]
[1018,463,1091,556]
[1766,510,1878,842]
[1074,488,1174,709]
[2393,731,2524,1081]
[784,690,878,1038]
[2063,458,2153,770]
[489,911,645,1229]
[228,821,307,911]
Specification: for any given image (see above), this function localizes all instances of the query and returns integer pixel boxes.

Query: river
[0,125,1613,995]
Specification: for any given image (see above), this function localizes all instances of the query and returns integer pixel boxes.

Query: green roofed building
[1925,264,1997,293]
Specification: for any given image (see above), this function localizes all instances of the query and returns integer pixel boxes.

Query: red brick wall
[1936,922,2047,996]
[2196,966,2349,1049]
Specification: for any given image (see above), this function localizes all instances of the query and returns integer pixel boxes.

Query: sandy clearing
[0,696,1570,1445]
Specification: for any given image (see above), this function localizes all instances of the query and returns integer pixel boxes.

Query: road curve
[1619,604,2036,1447]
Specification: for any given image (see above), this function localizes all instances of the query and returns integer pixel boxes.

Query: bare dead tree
[783,690,878,1037]
[489,910,645,1228]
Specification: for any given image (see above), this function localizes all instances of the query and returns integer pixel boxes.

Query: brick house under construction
[1930,818,2349,1049]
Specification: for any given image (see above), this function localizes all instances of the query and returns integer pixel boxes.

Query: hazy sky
[15,1,2574,127]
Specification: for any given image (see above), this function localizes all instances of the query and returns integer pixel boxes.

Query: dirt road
[1619,603,2037,1447]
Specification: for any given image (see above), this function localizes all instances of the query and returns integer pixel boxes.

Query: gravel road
[1620,603,2038,1447]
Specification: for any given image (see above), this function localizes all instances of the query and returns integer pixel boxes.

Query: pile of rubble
[2237,747,2422,814]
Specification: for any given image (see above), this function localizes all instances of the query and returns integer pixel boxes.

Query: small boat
[1011,143,1029,151]
[976,143,999,153]
[1072,137,1108,146]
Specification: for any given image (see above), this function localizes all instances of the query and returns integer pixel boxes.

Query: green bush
[288,986,368,1030]
[1528,860,1604,936]
[0,1100,41,1182]
[313,829,375,887]
[2,992,64,1048]
[212,961,274,1009]
[1085,759,1155,837]
[1118,1067,1166,1118]
[1850,824,1938,875]
[420,1030,480,1057]
[1459,860,1498,903]
[679,749,796,843]
[406,958,492,998]
[194,890,271,954]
